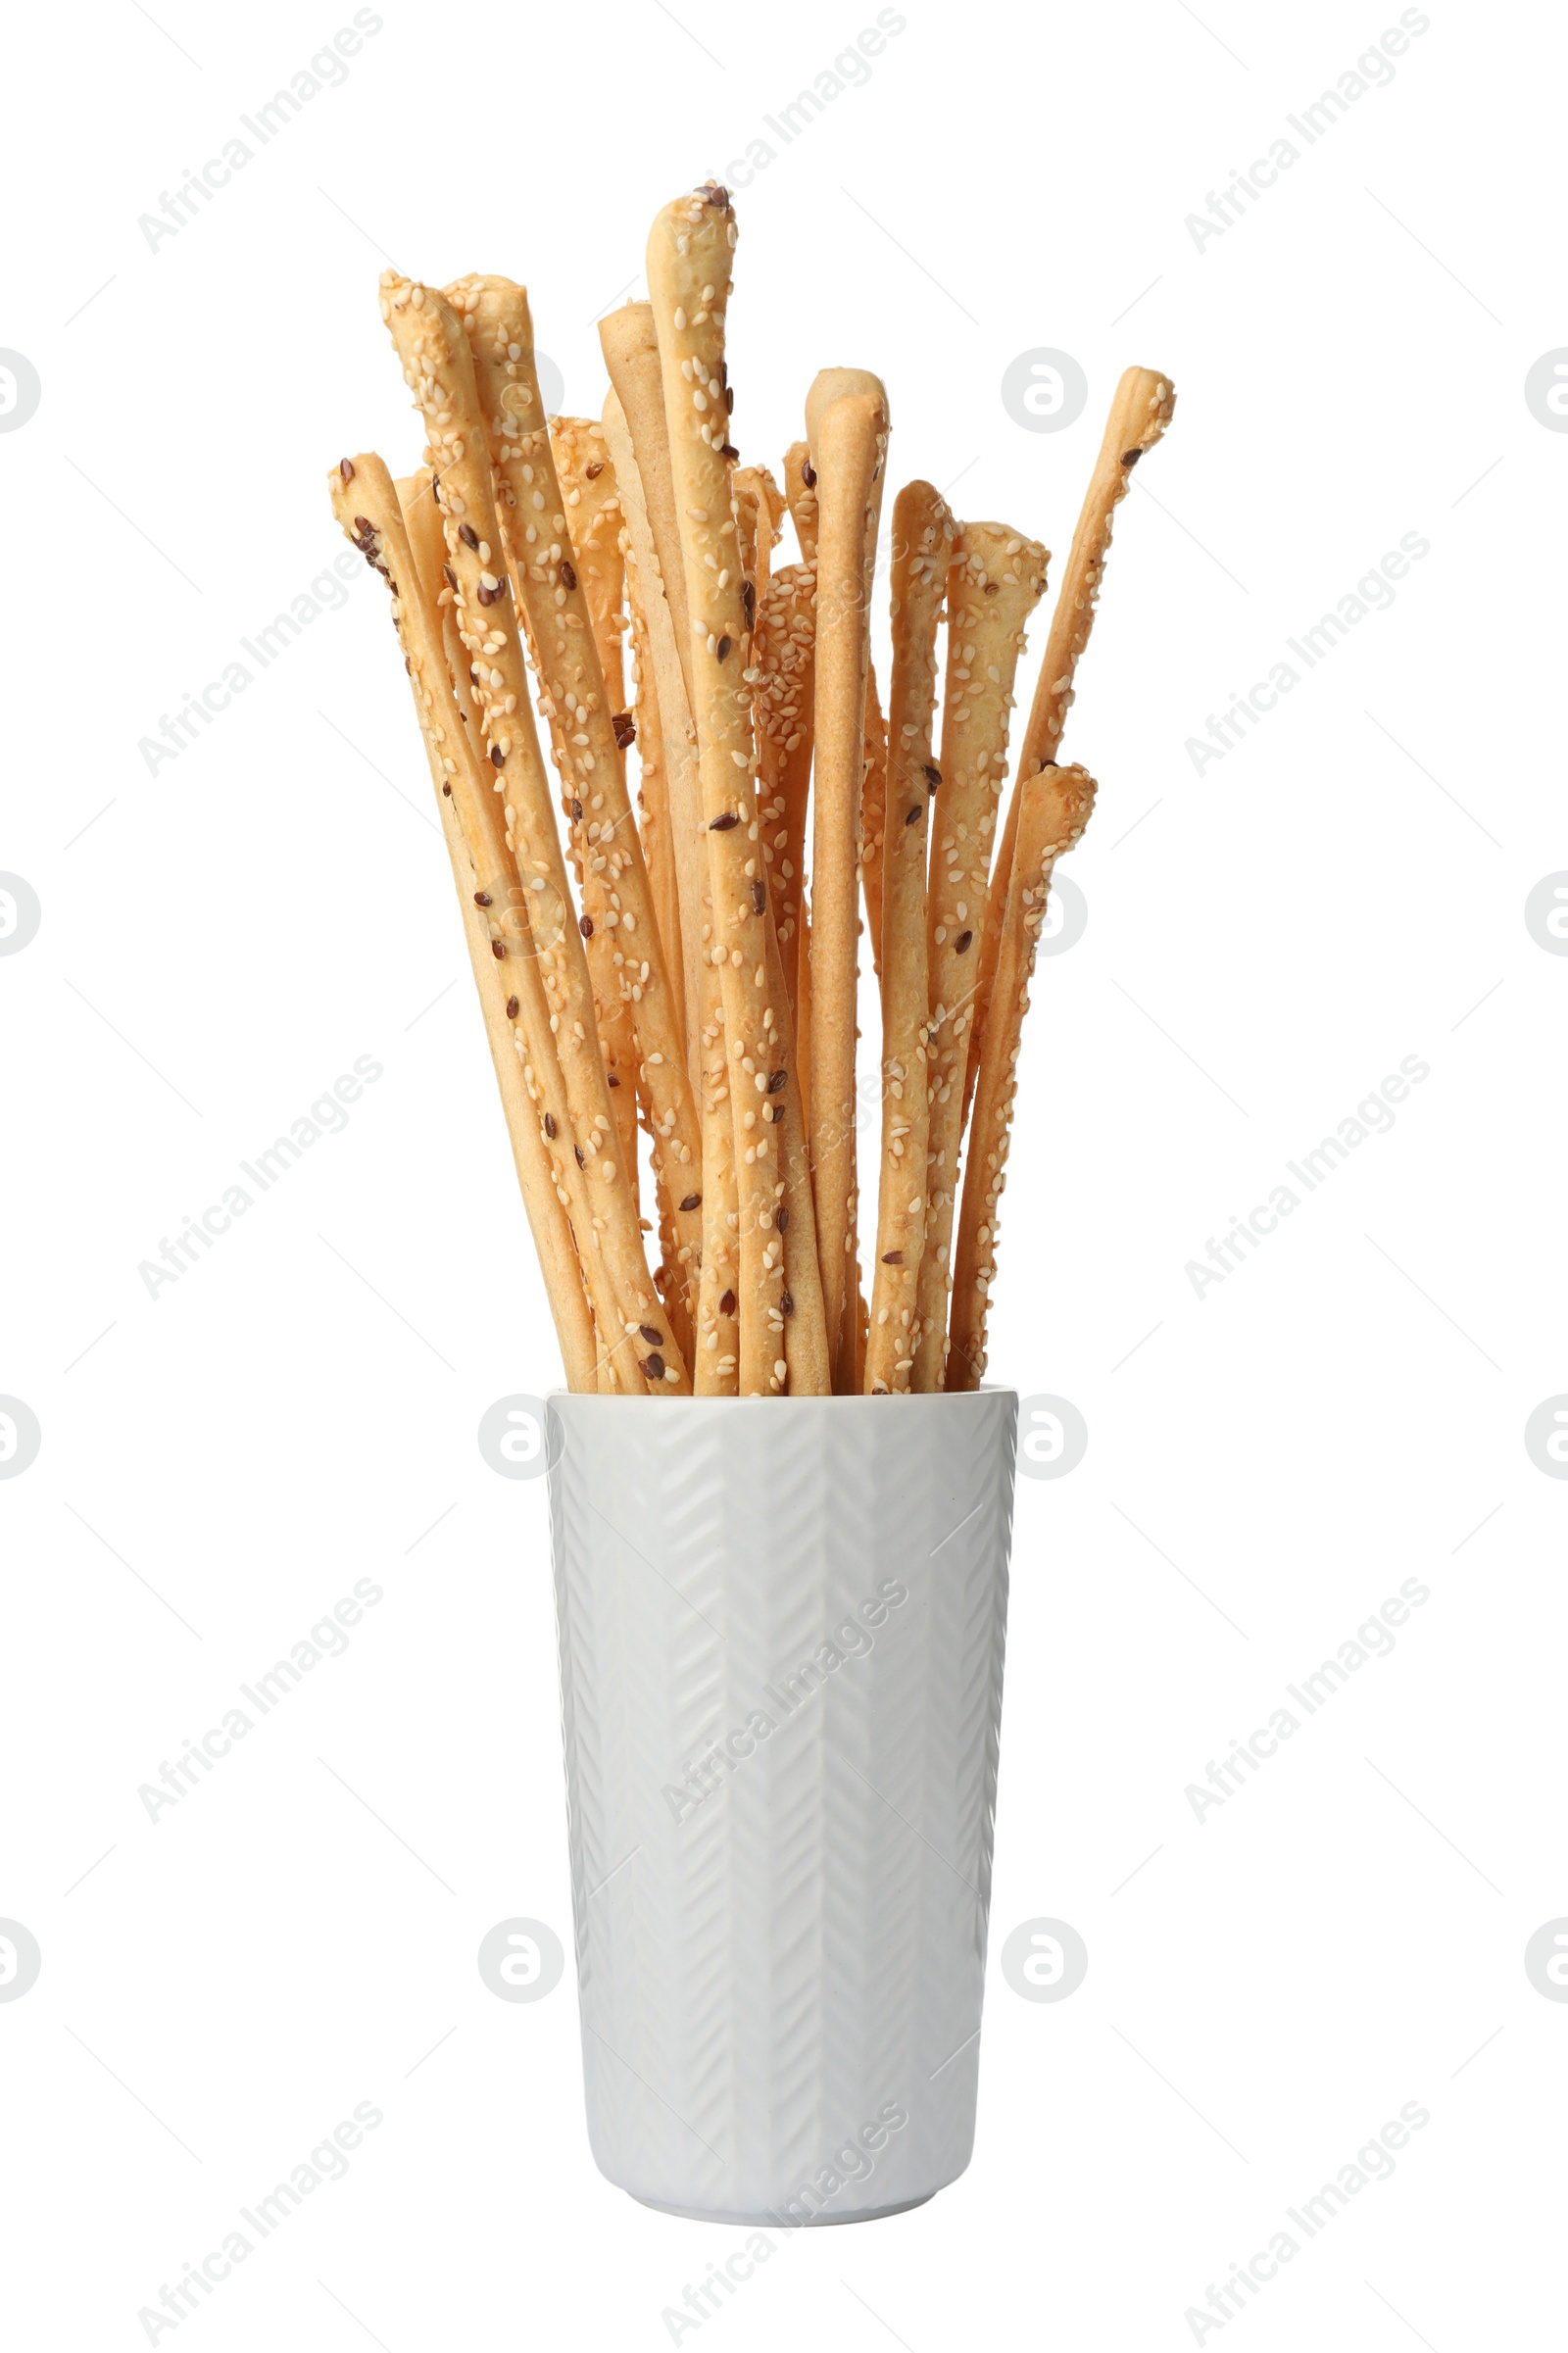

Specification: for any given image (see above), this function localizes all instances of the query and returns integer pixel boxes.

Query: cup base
[629,2187,940,2227]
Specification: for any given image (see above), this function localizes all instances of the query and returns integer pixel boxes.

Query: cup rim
[547,1385,1019,1405]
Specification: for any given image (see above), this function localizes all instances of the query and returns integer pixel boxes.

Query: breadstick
[447,275,705,1328]
[732,462,785,612]
[860,659,888,989]
[864,481,954,1395]
[380,274,687,1392]
[689,929,743,1392]
[739,559,829,1393]
[549,415,627,710]
[783,438,818,563]
[398,466,498,777]
[342,457,626,1388]
[949,765,1096,1392]
[602,390,706,1084]
[603,393,740,1393]
[753,888,829,1397]
[553,428,675,1023]
[553,420,649,1143]
[805,368,890,461]
[507,515,643,1193]
[647,182,793,1396]
[753,559,816,1021]
[329,456,601,1394]
[405,444,645,1233]
[438,738,602,1391]
[807,369,889,1387]
[466,376,641,1202]
[911,521,1049,1392]
[739,546,830,1392]
[599,302,699,713]
[620,544,682,1054]
[397,462,445,611]
[395,463,643,1396]
[965,368,1174,1125]
[807,380,888,1392]
[795,886,812,1138]
[1019,368,1174,775]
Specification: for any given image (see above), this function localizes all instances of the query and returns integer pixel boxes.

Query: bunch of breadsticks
[326,181,1173,1397]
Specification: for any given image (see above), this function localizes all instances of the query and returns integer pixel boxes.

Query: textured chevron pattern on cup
[548,1390,1018,2225]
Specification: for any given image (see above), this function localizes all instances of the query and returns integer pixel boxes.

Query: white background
[3,0,1562,2344]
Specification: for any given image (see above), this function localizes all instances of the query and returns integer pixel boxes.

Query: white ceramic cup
[548,1389,1018,2224]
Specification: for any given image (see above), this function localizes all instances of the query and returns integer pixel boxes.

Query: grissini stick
[619,535,683,1059]
[732,462,785,613]
[602,389,706,1085]
[964,367,1174,1126]
[346,456,612,1374]
[733,515,828,1386]
[804,369,889,459]
[577,414,679,1054]
[549,414,627,710]
[545,424,653,1189]
[440,294,641,1236]
[864,481,953,1395]
[439,779,603,1392]
[1019,368,1174,773]
[753,559,816,1022]
[646,182,795,1395]
[795,880,812,1140]
[506,515,642,1191]
[764,933,830,1397]
[395,463,637,1395]
[380,274,687,1392]
[911,521,1049,1392]
[447,275,705,1325]
[948,764,1096,1392]
[807,381,889,1392]
[602,362,786,1422]
[603,391,739,1393]
[599,301,699,713]
[860,660,888,991]
[329,454,598,1393]
[806,368,890,1385]
[550,417,650,1113]
[783,438,818,564]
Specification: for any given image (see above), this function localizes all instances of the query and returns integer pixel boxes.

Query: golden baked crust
[864,481,954,1396]
[379,273,686,1391]
[911,521,1049,1392]
[949,764,1097,1392]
